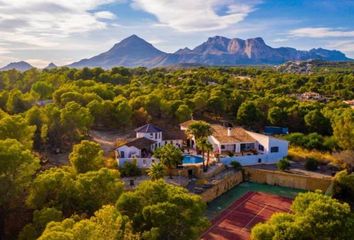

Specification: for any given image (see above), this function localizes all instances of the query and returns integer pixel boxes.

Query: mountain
[68,35,352,68]
[0,61,33,71]
[44,62,57,69]
[69,35,167,68]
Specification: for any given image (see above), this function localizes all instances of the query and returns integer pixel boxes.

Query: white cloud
[94,11,116,20]
[289,27,354,38]
[326,40,354,52]
[131,0,261,32]
[0,0,120,47]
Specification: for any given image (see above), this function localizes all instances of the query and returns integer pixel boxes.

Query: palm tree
[147,162,166,180]
[187,121,212,171]
[153,144,183,179]
[186,121,212,151]
[197,138,213,172]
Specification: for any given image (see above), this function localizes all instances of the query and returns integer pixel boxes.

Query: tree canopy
[251,191,354,240]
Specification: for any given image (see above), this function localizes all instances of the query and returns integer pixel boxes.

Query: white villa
[180,120,288,166]
[115,124,184,168]
[116,121,288,168]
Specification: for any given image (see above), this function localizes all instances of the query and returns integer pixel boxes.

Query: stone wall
[200,171,243,202]
[244,167,333,192]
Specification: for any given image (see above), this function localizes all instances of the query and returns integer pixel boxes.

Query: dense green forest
[0,66,353,239]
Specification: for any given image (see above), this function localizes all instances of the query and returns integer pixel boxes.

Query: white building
[180,120,288,166]
[116,124,185,167]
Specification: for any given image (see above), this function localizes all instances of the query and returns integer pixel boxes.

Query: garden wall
[244,167,333,192]
[200,171,243,202]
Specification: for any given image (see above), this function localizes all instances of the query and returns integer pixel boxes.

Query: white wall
[220,152,284,166]
[117,158,159,168]
[116,146,141,158]
[246,131,270,153]
[136,131,162,142]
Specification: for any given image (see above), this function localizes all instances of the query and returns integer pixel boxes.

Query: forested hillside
[0,66,353,239]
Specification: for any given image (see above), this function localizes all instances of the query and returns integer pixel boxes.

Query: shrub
[305,157,319,171]
[277,158,290,171]
[230,161,242,171]
[119,159,141,177]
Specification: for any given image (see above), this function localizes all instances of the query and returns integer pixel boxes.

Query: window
[271,147,279,153]
[258,144,264,151]
[258,158,262,163]
[221,145,225,149]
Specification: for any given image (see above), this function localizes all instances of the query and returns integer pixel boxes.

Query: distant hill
[0,61,33,71]
[69,35,167,68]
[67,35,352,68]
[44,62,57,69]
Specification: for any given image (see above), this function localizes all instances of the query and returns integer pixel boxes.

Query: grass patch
[288,146,339,165]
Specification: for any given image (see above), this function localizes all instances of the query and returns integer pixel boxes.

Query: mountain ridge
[68,35,352,68]
[0,61,34,71]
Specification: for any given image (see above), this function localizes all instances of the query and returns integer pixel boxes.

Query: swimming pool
[182,154,204,164]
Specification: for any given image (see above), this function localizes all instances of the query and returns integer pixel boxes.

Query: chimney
[227,127,232,136]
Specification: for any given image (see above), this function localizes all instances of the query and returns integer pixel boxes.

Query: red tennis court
[201,192,293,240]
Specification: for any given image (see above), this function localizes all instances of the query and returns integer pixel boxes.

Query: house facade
[115,124,184,167]
[180,120,288,166]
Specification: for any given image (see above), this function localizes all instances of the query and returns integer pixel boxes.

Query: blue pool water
[182,155,203,164]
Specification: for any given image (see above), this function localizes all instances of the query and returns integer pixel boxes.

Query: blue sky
[0,0,353,67]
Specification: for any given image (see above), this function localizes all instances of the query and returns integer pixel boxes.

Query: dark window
[120,151,125,158]
[221,145,225,149]
[240,143,246,151]
[258,158,262,163]
[271,147,279,153]
[258,145,264,151]
[248,143,255,149]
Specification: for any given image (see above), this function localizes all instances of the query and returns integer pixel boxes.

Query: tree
[69,140,104,174]
[237,101,262,127]
[304,157,318,171]
[6,89,34,114]
[251,191,354,240]
[304,109,331,135]
[26,167,76,213]
[38,205,139,240]
[147,162,166,180]
[0,115,36,149]
[175,104,192,123]
[334,150,354,173]
[74,168,124,214]
[114,99,132,126]
[19,208,63,240]
[196,138,213,172]
[332,109,354,150]
[27,167,123,215]
[187,121,212,171]
[230,161,242,171]
[268,106,287,126]
[132,107,151,126]
[31,81,53,100]
[116,180,208,240]
[60,101,93,142]
[333,170,354,207]
[0,139,40,238]
[25,106,48,150]
[153,144,182,179]
[277,158,290,171]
